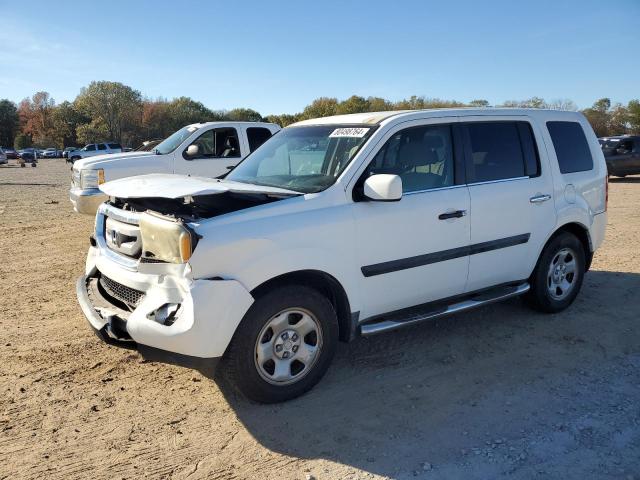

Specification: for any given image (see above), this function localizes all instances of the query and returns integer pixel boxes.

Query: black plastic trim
[361,233,531,277]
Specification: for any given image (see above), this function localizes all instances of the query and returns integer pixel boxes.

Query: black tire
[71,156,80,162]
[222,285,338,403]
[526,232,586,313]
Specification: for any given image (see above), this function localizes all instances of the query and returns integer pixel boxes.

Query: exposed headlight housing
[81,169,105,189]
[139,212,196,264]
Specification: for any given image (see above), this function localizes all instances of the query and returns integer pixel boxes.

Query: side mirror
[185,144,199,159]
[363,174,402,202]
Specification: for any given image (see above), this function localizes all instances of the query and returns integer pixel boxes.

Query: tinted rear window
[547,121,593,173]
[108,143,122,149]
[465,122,526,182]
[246,127,273,152]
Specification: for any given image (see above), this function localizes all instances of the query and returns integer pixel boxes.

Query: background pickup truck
[69,121,280,214]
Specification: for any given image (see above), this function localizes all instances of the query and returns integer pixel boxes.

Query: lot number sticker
[329,127,370,138]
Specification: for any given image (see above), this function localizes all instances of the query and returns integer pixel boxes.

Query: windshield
[226,125,375,193]
[154,125,199,155]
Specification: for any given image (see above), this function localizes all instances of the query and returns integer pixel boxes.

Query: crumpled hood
[73,151,154,170]
[99,174,301,199]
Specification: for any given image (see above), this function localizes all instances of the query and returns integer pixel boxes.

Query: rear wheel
[222,286,338,403]
[526,232,586,313]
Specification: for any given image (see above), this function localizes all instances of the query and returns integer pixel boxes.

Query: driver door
[351,119,471,319]
[175,127,243,177]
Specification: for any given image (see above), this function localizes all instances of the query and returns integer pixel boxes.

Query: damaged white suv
[77,109,607,403]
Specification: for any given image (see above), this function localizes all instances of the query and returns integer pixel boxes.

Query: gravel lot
[1,159,639,480]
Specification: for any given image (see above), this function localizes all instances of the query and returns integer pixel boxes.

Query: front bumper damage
[76,258,254,373]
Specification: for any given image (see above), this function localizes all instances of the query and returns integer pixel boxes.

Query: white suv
[68,143,123,162]
[77,109,607,403]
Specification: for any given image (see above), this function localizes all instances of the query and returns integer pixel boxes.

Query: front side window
[155,125,200,155]
[362,124,455,193]
[85,144,96,151]
[185,128,240,159]
[547,121,593,173]
[227,125,375,193]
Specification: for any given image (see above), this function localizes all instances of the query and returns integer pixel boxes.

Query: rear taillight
[605,175,609,211]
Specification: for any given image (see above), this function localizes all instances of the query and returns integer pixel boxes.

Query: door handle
[438,210,467,220]
[530,194,551,204]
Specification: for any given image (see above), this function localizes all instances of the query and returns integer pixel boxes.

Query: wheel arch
[250,269,356,343]
[539,222,594,272]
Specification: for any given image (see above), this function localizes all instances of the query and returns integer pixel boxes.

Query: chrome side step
[359,282,530,336]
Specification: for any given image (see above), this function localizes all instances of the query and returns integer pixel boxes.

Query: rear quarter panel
[534,111,607,253]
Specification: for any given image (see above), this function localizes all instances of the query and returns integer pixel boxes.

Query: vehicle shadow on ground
[609,176,640,183]
[217,270,640,478]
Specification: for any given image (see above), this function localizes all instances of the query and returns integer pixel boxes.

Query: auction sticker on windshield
[329,127,370,138]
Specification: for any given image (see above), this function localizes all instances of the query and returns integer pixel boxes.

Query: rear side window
[247,127,273,152]
[97,144,107,151]
[547,121,593,173]
[464,122,527,183]
[108,143,122,150]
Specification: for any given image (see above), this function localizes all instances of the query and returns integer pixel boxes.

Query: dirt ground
[0,159,639,480]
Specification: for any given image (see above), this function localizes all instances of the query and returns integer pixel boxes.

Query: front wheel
[526,232,586,313]
[222,286,338,403]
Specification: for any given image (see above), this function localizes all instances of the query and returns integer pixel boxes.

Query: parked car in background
[0,149,7,165]
[67,143,123,163]
[76,108,607,402]
[1,147,19,159]
[69,122,279,214]
[600,135,640,177]
[63,147,80,159]
[42,148,60,158]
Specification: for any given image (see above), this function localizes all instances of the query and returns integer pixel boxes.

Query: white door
[174,127,244,177]
[351,120,471,319]
[461,118,556,292]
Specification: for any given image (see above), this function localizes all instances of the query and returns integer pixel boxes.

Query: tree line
[0,80,638,149]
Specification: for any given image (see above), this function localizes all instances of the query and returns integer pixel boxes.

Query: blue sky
[0,0,638,115]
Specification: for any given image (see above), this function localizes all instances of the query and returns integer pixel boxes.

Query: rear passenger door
[462,118,556,292]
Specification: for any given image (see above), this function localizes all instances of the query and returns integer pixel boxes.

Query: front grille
[99,275,144,308]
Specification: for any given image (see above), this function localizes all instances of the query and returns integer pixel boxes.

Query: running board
[359,282,530,336]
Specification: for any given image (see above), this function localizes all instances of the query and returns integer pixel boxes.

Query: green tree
[14,133,32,150]
[0,99,19,147]
[582,98,613,137]
[75,81,142,143]
[51,101,87,148]
[76,120,110,145]
[226,108,263,122]
[366,96,392,112]
[301,97,338,119]
[264,114,300,127]
[165,96,222,131]
[337,95,370,114]
[627,100,640,134]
